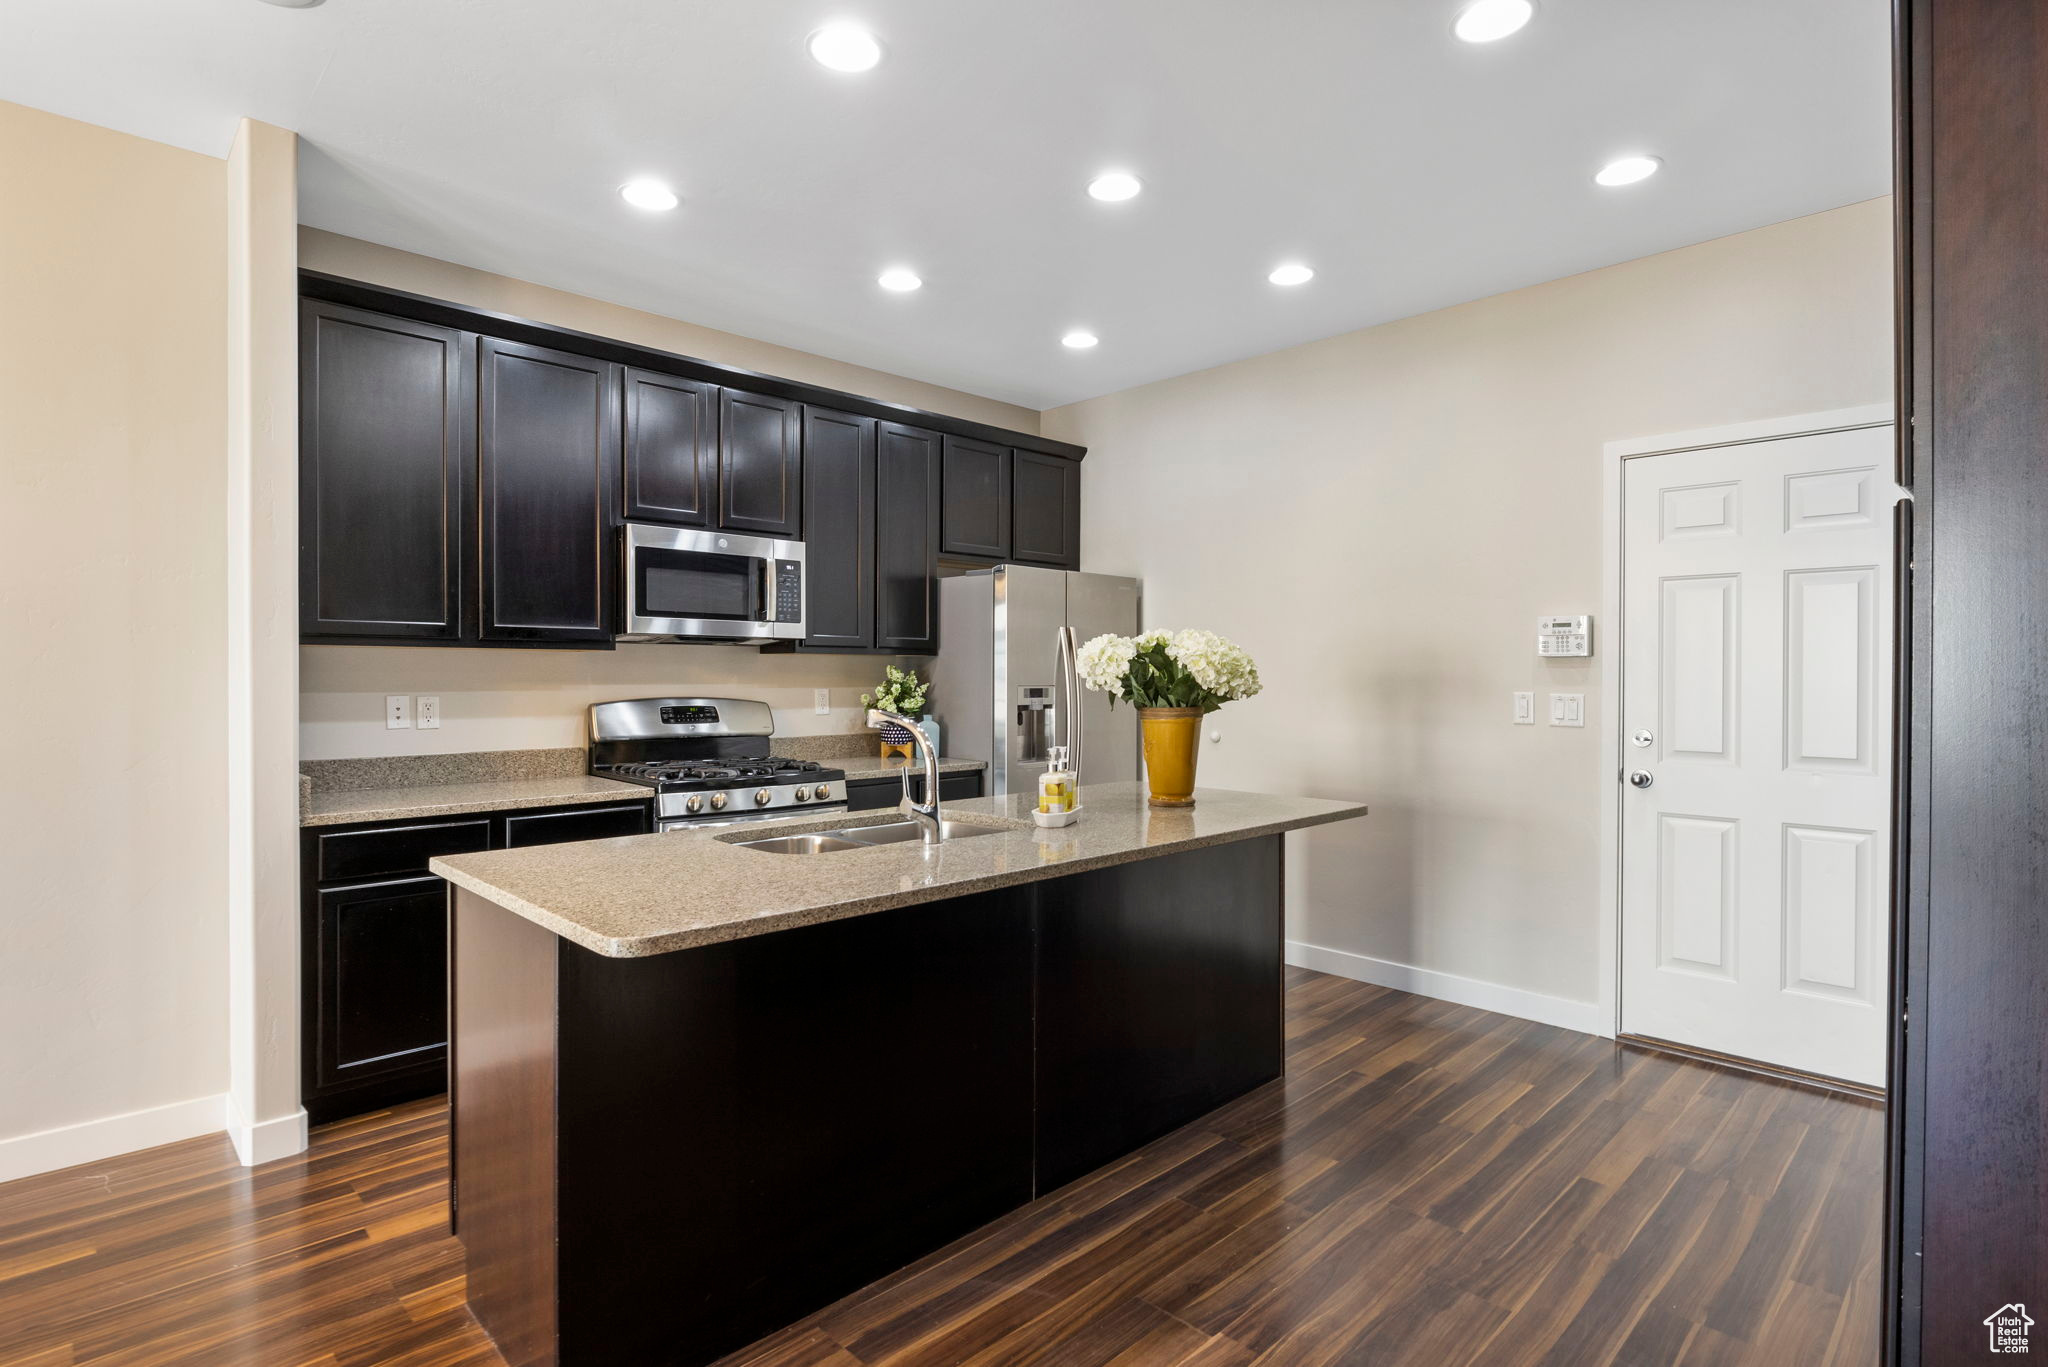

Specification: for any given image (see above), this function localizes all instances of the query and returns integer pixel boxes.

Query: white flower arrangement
[1076,628,1262,713]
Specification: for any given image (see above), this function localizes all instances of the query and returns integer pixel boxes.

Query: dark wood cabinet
[1011,449,1081,569]
[875,423,943,651]
[301,798,651,1122]
[799,407,877,651]
[477,338,620,645]
[299,302,470,642]
[845,769,982,811]
[940,435,1011,560]
[621,368,718,527]
[719,389,803,538]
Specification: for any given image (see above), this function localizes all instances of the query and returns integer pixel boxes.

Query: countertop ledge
[303,775,650,828]
[302,757,989,827]
[432,782,1368,958]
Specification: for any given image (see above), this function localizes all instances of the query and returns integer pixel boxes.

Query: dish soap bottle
[1035,745,1079,827]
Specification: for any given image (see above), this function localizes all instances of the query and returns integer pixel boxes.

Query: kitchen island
[433,782,1367,1367]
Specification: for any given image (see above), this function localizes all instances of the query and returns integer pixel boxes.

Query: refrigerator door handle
[1055,624,1083,784]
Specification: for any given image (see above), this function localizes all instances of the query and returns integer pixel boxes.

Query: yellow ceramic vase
[1138,707,1203,808]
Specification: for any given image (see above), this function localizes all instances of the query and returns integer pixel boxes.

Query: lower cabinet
[844,769,983,811]
[301,799,651,1122]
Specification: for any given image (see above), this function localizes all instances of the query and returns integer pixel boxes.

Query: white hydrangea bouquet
[1076,629,1261,808]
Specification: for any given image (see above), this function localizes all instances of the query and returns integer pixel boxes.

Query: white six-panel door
[1619,426,1893,1086]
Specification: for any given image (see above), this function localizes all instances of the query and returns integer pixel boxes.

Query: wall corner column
[225,116,305,1165]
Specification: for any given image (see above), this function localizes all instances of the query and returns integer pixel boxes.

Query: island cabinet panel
[299,301,470,642]
[875,422,943,652]
[1034,835,1285,1191]
[718,389,804,538]
[940,434,1011,559]
[547,888,1035,1367]
[621,368,718,527]
[797,407,877,650]
[1011,448,1082,569]
[477,339,620,645]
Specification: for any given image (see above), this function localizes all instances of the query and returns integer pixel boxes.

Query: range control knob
[754,788,772,807]
[710,793,728,811]
[793,787,810,802]
[685,795,703,814]
[813,784,830,800]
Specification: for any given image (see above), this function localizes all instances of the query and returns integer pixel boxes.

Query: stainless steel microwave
[620,523,805,643]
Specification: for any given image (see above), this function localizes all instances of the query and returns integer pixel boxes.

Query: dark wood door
[876,423,942,652]
[719,389,803,537]
[309,876,449,1099]
[800,407,877,650]
[1011,449,1081,568]
[940,435,1010,560]
[1035,836,1284,1191]
[476,338,620,645]
[299,302,469,642]
[622,368,718,527]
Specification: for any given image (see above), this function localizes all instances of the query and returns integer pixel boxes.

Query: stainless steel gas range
[588,697,847,832]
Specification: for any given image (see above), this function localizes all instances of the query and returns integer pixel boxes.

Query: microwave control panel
[1537,616,1592,657]
[773,559,804,622]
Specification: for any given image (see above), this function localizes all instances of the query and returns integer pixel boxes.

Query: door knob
[1628,769,1655,789]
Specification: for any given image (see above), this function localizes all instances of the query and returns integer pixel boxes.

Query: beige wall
[299,228,1039,435]
[0,101,230,1161]
[1041,199,1895,1015]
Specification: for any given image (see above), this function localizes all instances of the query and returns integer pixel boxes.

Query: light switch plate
[416,695,440,729]
[1549,692,1585,727]
[385,695,412,729]
[1513,691,1535,725]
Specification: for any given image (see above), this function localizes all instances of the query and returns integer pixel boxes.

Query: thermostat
[1537,616,1592,657]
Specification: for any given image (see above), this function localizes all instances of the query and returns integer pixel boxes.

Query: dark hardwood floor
[0,969,1882,1367]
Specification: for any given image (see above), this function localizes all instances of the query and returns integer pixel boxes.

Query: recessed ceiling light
[808,22,882,72]
[1061,331,1100,350]
[1594,155,1662,187]
[1268,263,1315,287]
[619,179,680,211]
[1453,0,1533,43]
[1086,172,1143,203]
[877,267,923,292]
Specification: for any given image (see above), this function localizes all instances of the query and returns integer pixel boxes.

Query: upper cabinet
[621,368,717,527]
[874,423,942,654]
[1010,450,1081,569]
[299,301,469,643]
[718,389,804,538]
[940,436,1011,560]
[476,338,619,645]
[798,406,877,652]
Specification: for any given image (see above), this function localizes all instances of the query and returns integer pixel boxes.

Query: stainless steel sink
[731,820,1011,853]
[837,820,1008,846]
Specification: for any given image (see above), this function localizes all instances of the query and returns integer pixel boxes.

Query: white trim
[227,1097,309,1168]
[0,1095,227,1185]
[1286,940,1607,1037]
[1597,403,1898,1044]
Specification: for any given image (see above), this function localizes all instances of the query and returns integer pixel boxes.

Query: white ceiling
[2,0,1891,410]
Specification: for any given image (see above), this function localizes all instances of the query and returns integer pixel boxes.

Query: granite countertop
[304,774,651,827]
[432,782,1368,958]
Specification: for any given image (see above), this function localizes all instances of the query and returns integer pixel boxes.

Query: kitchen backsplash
[299,644,925,760]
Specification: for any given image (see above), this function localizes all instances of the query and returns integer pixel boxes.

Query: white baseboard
[0,1094,227,1185]
[227,1096,309,1167]
[1286,940,1610,1038]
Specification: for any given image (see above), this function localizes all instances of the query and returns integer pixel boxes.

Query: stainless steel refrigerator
[930,565,1142,796]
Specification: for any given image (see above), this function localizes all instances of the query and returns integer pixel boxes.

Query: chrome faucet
[868,709,941,843]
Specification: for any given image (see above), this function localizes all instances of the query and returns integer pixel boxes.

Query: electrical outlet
[814,688,831,715]
[1549,693,1585,727]
[1513,691,1535,725]
[385,695,412,730]
[416,695,440,729]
